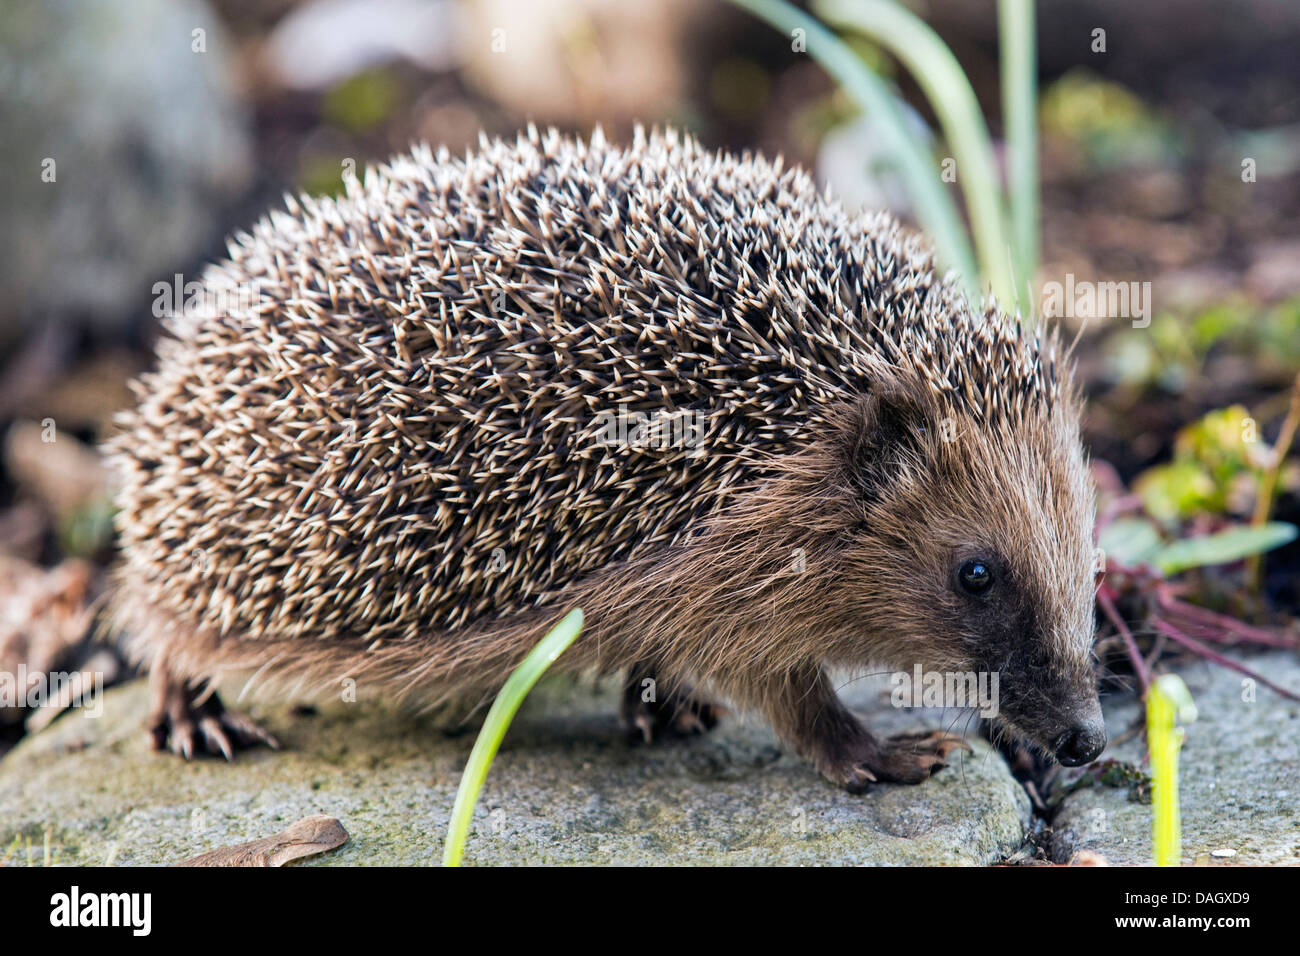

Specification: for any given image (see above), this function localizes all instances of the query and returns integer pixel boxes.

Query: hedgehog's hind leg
[620,659,724,743]
[110,585,282,761]
[147,664,280,761]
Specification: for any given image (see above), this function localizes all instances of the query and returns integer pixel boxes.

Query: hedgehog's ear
[839,389,928,497]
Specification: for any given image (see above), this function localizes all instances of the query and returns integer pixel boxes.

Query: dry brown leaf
[174,815,349,867]
[0,555,96,724]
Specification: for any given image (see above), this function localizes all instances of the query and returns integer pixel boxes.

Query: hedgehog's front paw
[866,730,972,785]
[148,678,280,761]
[620,677,722,743]
[815,729,971,791]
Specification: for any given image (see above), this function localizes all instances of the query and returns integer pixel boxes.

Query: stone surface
[1049,651,1300,865]
[0,676,1030,866]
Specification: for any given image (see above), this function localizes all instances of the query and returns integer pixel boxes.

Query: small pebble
[1210,848,1237,858]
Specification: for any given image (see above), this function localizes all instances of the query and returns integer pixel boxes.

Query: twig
[1098,585,1150,694]
[1249,372,1300,590]
[1155,586,1300,649]
[1151,618,1300,701]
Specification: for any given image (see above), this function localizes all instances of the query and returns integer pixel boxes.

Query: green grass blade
[815,0,1019,311]
[999,0,1039,316]
[725,0,980,295]
[441,608,584,867]
[1147,674,1196,866]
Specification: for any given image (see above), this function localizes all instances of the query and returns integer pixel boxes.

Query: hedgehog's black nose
[1054,721,1107,766]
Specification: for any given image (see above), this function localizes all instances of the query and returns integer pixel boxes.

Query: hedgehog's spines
[109,128,1068,658]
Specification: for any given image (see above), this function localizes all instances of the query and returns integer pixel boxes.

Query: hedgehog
[105,126,1106,791]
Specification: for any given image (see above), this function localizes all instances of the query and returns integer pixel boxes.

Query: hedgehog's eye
[957,559,994,595]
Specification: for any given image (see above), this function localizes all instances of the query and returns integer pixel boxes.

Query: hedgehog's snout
[1052,717,1107,766]
[990,640,1105,765]
[1032,674,1105,765]
[1048,637,1107,766]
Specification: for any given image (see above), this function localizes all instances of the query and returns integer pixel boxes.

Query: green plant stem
[725,0,980,295]
[998,0,1038,312]
[1147,674,1195,867]
[815,0,1019,310]
[442,608,583,867]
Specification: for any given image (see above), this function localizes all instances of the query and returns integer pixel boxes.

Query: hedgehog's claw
[169,721,196,761]
[198,715,235,762]
[220,708,282,751]
[633,713,655,744]
[148,674,279,760]
[838,764,878,794]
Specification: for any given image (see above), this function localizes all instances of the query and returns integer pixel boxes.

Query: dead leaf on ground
[0,556,98,725]
[174,815,350,867]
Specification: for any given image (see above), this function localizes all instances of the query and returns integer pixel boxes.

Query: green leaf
[1134,460,1218,523]
[815,0,1019,310]
[1151,522,1299,575]
[725,0,980,297]
[1098,517,1163,566]
[441,609,583,866]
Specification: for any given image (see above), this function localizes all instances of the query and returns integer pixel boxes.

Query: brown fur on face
[814,381,1101,757]
[105,128,1104,784]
